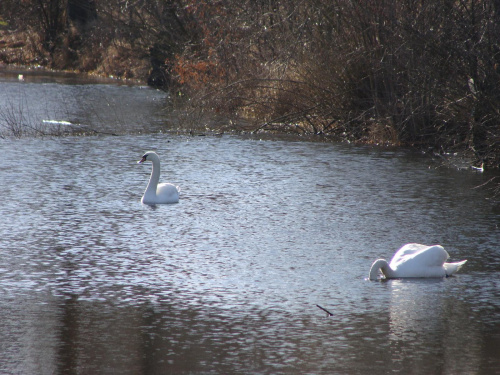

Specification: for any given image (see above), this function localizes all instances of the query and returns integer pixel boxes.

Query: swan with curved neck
[138,151,179,204]
[369,243,467,280]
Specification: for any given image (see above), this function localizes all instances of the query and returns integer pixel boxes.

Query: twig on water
[316,304,334,317]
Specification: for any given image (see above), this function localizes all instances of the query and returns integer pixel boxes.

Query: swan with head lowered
[369,243,467,280]
[137,151,179,204]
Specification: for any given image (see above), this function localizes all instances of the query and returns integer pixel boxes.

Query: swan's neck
[145,158,161,196]
[369,259,395,280]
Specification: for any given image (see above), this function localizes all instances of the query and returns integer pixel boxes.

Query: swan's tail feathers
[444,260,467,276]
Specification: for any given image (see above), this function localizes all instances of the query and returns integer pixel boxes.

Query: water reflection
[387,278,482,373]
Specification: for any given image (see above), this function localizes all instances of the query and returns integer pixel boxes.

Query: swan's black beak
[137,156,147,164]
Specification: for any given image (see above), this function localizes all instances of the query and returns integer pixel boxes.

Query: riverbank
[0,64,493,172]
[0,26,149,82]
[0,0,500,168]
[2,1,500,171]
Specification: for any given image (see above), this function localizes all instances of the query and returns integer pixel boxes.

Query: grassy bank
[1,1,499,170]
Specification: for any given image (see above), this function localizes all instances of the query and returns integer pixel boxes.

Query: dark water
[0,68,169,136]
[0,71,499,374]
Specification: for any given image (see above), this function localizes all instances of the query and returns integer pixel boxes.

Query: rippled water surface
[1,73,499,374]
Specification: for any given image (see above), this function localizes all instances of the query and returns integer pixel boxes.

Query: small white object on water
[42,120,73,126]
[470,163,484,172]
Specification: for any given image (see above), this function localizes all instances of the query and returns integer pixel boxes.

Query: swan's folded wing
[390,244,448,269]
[390,244,433,267]
[156,183,180,203]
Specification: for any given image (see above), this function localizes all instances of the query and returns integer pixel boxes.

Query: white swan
[137,151,179,204]
[369,243,467,280]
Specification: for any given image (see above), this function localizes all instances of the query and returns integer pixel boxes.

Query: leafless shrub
[0,92,86,138]
[170,0,499,167]
[0,94,39,138]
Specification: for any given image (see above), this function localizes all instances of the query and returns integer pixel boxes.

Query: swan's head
[369,259,390,280]
[138,151,159,164]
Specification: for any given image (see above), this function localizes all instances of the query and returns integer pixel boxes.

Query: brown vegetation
[171,0,500,169]
[0,0,499,168]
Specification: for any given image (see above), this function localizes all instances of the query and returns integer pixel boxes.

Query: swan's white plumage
[138,151,179,204]
[369,243,467,280]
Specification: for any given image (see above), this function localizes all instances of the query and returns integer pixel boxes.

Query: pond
[1,70,499,374]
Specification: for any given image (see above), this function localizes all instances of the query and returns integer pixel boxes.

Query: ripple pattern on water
[0,132,499,374]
